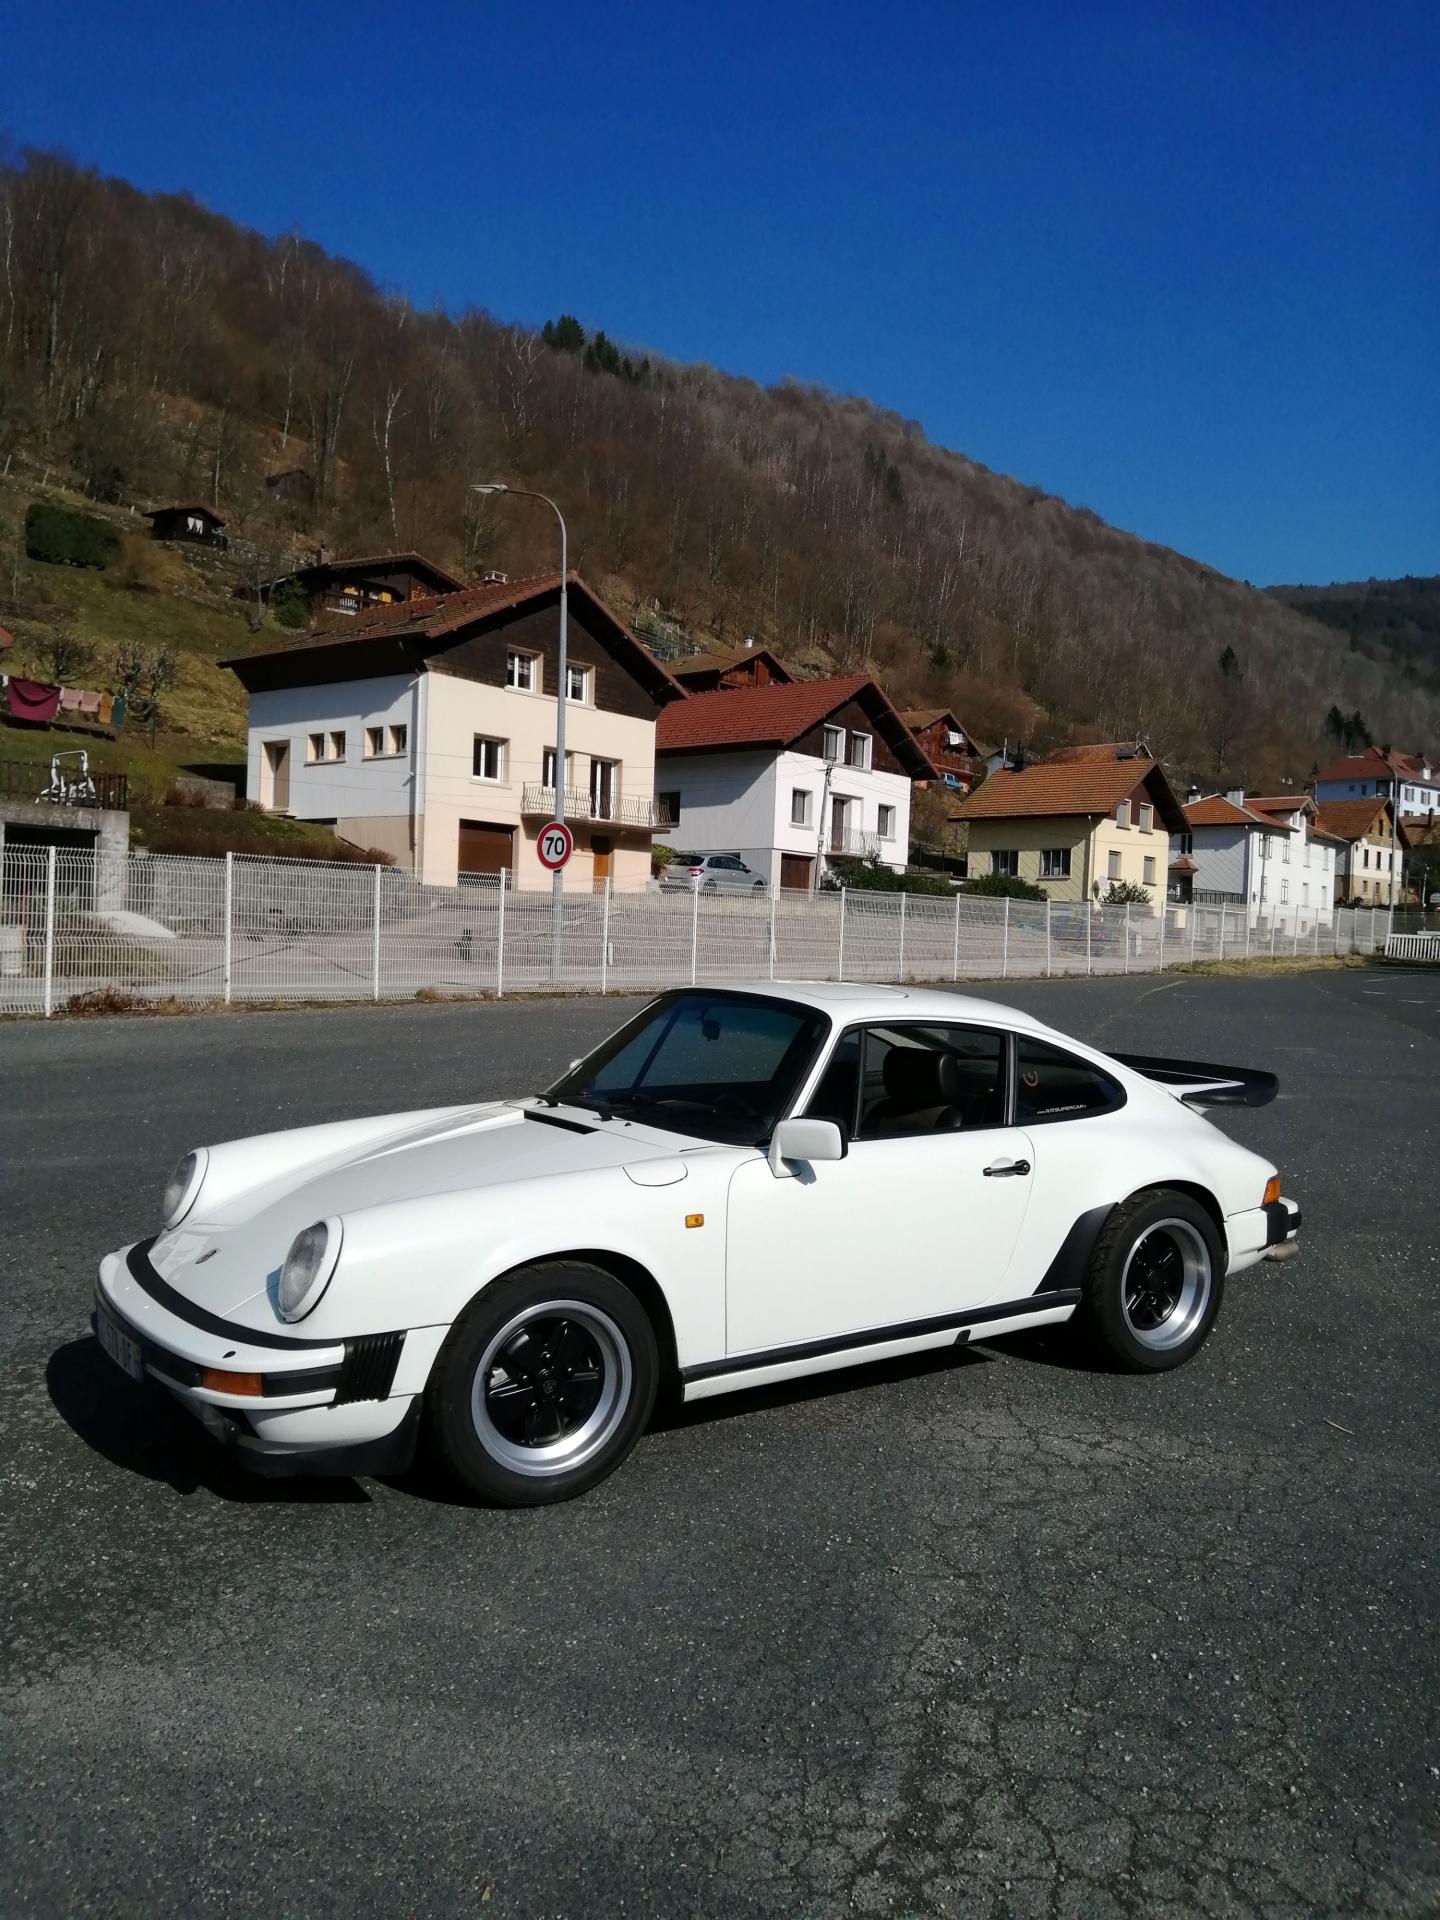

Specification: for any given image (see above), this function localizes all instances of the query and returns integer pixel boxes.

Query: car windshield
[543,991,829,1145]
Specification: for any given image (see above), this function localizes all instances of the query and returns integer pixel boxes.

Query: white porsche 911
[93,983,1300,1505]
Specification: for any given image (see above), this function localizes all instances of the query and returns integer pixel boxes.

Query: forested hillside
[2,144,1435,788]
[1267,576,1440,700]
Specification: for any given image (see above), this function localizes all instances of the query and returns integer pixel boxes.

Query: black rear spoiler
[1109,1052,1279,1109]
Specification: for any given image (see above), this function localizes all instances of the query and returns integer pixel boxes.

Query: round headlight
[161,1148,208,1227]
[278,1219,342,1322]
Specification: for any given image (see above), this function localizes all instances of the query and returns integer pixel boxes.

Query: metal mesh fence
[0,844,1421,1018]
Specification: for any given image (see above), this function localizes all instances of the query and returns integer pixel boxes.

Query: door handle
[983,1159,1031,1177]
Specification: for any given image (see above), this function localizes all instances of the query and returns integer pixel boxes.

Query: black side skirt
[680,1289,1081,1385]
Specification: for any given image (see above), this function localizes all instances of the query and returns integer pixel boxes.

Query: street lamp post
[470,483,569,982]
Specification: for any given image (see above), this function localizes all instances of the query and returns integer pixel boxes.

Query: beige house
[951,743,1186,903]
[226,573,682,890]
[1314,796,1399,905]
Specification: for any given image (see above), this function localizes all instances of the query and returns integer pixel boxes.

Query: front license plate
[97,1308,145,1385]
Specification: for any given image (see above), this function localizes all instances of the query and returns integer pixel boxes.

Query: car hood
[149,1101,696,1313]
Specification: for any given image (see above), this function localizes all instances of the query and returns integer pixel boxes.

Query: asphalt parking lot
[3,967,1438,1916]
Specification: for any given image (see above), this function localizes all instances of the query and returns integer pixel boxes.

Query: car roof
[686,979,1047,1030]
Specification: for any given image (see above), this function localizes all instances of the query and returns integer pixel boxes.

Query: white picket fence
[0,845,1409,1018]
[1385,930,1440,962]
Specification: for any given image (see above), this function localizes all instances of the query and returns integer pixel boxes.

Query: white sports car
[93,983,1300,1505]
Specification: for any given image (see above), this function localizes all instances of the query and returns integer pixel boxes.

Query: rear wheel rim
[1120,1219,1212,1352]
[471,1300,632,1478]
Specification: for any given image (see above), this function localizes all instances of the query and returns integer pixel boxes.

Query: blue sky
[6,0,1436,585]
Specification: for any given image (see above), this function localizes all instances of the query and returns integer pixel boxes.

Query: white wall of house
[658,747,914,885]
[1186,825,1250,899]
[1261,810,1334,912]
[246,674,420,862]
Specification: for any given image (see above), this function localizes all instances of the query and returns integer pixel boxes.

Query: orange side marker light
[201,1367,264,1396]
[685,1214,705,1229]
[1262,1175,1281,1206]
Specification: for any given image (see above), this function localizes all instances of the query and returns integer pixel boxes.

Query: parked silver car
[659,851,769,893]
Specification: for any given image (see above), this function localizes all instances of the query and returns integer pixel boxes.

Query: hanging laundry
[7,679,62,724]
[77,689,102,715]
[98,692,114,725]
[59,686,85,713]
[110,694,127,731]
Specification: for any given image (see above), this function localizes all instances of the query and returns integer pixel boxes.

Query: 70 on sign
[537,820,575,871]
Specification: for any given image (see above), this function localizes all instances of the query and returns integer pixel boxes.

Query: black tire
[702,879,718,893]
[426,1262,659,1505]
[752,879,765,891]
[1079,1189,1224,1372]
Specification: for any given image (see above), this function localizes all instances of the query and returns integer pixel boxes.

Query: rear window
[668,852,705,865]
[1014,1037,1124,1124]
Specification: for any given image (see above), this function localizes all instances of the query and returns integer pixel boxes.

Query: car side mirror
[768,1117,846,1179]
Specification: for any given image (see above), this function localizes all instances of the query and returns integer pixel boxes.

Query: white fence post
[1371,907,1377,953]
[952,893,961,981]
[1270,914,1277,958]
[837,888,847,980]
[1245,908,1251,960]
[42,844,56,1018]
[690,883,699,986]
[1158,905,1166,971]
[1189,904,1197,963]
[601,877,611,994]
[1219,905,1226,959]
[222,850,233,1006]
[372,865,382,1002]
[1001,897,1009,978]
[1124,902,1131,974]
[898,893,907,981]
[1045,898,1052,977]
[496,870,506,998]
[1086,899,1092,975]
[768,883,777,980]
[1292,911,1299,957]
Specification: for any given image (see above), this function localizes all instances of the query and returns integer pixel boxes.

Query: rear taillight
[689,867,704,876]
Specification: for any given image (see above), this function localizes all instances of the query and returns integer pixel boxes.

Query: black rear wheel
[427,1263,658,1504]
[1079,1190,1224,1372]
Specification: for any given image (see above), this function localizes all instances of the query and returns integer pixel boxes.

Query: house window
[658,790,681,827]
[472,736,506,781]
[1115,800,1131,829]
[506,651,538,692]
[791,789,812,827]
[1282,837,1290,862]
[307,732,325,764]
[364,726,384,758]
[388,723,408,755]
[566,664,590,703]
[1363,848,1370,869]
[1138,803,1153,832]
[1179,831,1194,855]
[991,850,1019,877]
[186,514,205,535]
[877,804,896,840]
[1107,850,1121,880]
[542,747,576,793]
[1040,848,1071,878]
[1280,878,1289,904]
[847,732,872,771]
[822,725,844,763]
[1143,856,1156,885]
[328,730,346,762]
[591,758,619,819]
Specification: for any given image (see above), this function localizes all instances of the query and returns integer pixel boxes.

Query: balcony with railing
[2,759,129,812]
[520,784,675,833]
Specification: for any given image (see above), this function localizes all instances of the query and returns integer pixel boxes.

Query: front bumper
[94,1240,427,1477]
[1225,1196,1302,1275]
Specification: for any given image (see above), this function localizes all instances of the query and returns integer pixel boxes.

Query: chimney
[1227,788,1246,806]
[1186,786,1201,805]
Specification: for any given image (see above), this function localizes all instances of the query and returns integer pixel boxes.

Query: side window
[1014,1037,1124,1125]
[804,1029,862,1134]
[855,1025,1006,1139]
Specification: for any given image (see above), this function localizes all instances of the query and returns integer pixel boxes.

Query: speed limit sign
[537,820,575,871]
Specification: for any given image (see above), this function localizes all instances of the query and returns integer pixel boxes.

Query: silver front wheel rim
[471,1300,632,1478]
[1120,1219,1213,1352]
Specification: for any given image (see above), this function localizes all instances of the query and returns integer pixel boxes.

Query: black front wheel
[427,1263,659,1504]
[1079,1190,1224,1372]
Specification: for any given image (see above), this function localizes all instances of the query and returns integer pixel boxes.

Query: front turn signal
[201,1367,263,1397]
[1263,1175,1281,1206]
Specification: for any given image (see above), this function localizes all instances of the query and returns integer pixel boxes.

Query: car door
[724,1021,1036,1356]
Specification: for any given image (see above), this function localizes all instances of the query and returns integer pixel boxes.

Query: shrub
[1101,880,1152,907]
[651,841,676,877]
[113,533,185,594]
[270,578,310,629]
[822,854,952,896]
[24,500,120,570]
[960,871,1047,901]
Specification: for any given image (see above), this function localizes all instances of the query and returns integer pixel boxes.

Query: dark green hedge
[24,500,119,569]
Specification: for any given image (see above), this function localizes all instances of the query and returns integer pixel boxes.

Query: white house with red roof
[1179,790,1337,913]
[655,676,938,891]
[1314,744,1438,820]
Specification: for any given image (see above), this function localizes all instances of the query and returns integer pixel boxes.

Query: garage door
[458,821,514,875]
[780,854,814,891]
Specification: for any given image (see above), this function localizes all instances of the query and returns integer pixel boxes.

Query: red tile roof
[1183,795,1289,831]
[656,675,937,778]
[1243,793,1313,815]
[670,644,794,685]
[1314,798,1393,844]
[954,746,1185,829]
[1316,745,1436,783]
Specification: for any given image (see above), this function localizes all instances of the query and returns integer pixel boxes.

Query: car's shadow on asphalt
[48,1338,374,1503]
